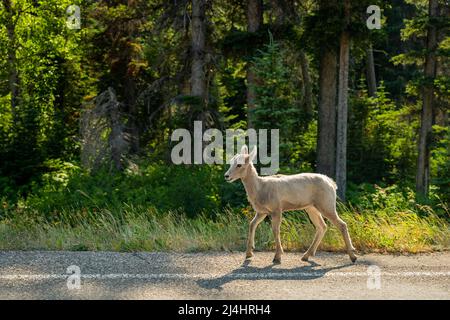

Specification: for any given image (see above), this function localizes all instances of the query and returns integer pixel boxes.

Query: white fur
[225,145,357,263]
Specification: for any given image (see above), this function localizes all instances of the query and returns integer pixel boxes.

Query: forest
[0,0,449,252]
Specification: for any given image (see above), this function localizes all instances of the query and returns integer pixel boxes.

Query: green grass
[0,165,450,253]
[0,205,448,253]
[1,166,448,253]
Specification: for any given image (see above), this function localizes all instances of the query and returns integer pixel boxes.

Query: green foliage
[301,2,343,52]
[283,120,317,174]
[0,186,448,253]
[250,34,300,132]
[347,183,448,218]
[348,82,418,184]
[221,29,269,60]
[432,125,450,202]
[250,33,309,165]
[216,60,247,129]
[0,0,86,196]
[21,163,228,220]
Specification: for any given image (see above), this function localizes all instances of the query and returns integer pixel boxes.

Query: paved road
[0,251,448,299]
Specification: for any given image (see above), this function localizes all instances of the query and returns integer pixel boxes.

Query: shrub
[25,162,229,220]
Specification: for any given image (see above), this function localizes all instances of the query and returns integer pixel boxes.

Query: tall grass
[0,164,448,253]
[0,205,448,253]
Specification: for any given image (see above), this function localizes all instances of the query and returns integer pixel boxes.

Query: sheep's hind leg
[301,206,327,262]
[325,212,357,263]
[246,212,266,260]
[271,212,284,264]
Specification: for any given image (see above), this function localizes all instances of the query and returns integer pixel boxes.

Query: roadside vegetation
[1,164,448,253]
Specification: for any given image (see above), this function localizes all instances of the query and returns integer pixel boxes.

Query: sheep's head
[224,145,257,182]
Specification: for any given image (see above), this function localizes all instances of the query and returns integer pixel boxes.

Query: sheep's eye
[236,164,242,168]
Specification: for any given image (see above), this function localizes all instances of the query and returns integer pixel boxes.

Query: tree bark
[106,88,126,171]
[366,44,377,97]
[299,51,313,117]
[316,48,337,179]
[246,0,263,128]
[125,77,140,153]
[191,0,206,100]
[247,0,263,33]
[336,0,350,201]
[416,0,438,197]
[3,0,19,121]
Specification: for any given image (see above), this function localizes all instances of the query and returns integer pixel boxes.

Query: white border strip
[0,271,449,281]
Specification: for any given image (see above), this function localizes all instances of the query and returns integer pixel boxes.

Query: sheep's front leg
[271,212,283,264]
[246,212,266,259]
[302,206,327,261]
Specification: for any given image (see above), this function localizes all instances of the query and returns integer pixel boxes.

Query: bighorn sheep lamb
[225,145,357,263]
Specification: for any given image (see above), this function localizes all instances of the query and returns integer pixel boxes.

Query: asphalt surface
[0,251,448,299]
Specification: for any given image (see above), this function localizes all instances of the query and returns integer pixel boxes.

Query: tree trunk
[3,0,18,120]
[107,88,126,171]
[416,0,438,197]
[299,51,313,117]
[125,77,140,153]
[191,0,206,100]
[247,0,263,34]
[316,48,337,179]
[246,0,263,128]
[366,44,377,97]
[336,0,350,201]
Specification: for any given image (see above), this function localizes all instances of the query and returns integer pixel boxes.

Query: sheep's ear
[249,146,257,162]
[240,145,248,155]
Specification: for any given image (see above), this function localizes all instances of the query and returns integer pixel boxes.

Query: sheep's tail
[327,177,338,190]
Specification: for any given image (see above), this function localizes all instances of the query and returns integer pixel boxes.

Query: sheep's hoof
[272,257,281,264]
[349,249,357,263]
[301,254,309,262]
[245,253,254,260]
